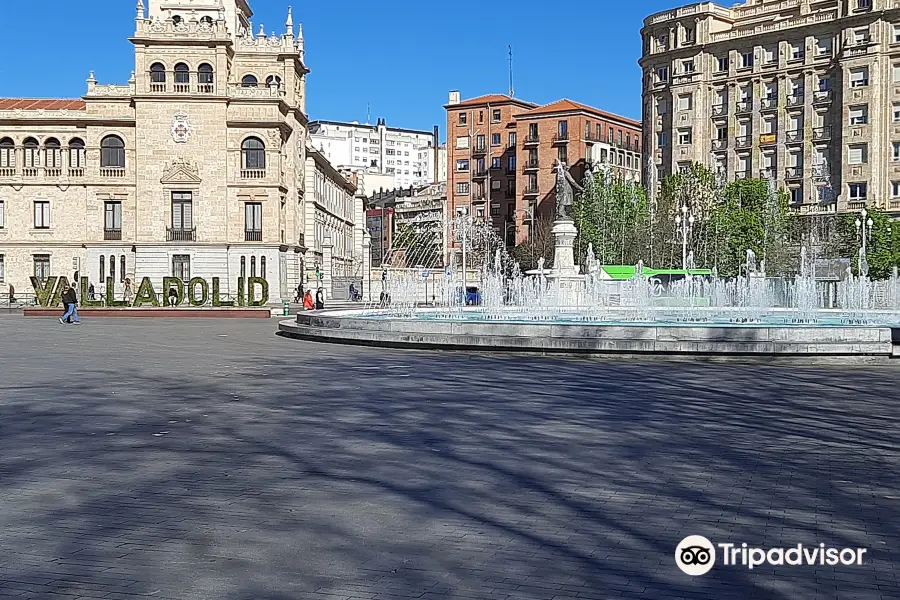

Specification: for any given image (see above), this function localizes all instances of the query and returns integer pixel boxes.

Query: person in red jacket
[303,290,314,310]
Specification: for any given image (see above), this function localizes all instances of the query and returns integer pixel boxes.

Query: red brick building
[445,92,642,247]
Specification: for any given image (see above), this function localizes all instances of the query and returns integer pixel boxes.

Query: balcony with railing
[812,126,832,141]
[812,164,830,180]
[711,139,728,150]
[523,185,539,195]
[760,97,777,111]
[785,167,804,180]
[735,136,752,149]
[735,100,752,114]
[473,168,488,178]
[240,168,267,179]
[785,130,803,143]
[148,72,217,95]
[166,227,196,242]
[711,104,726,117]
[244,229,262,242]
[523,134,539,145]
[552,132,569,144]
[787,94,805,107]
[734,170,750,180]
[100,167,127,178]
[759,168,777,180]
[523,159,539,170]
[104,228,122,241]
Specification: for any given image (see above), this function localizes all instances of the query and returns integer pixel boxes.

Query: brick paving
[0,316,897,599]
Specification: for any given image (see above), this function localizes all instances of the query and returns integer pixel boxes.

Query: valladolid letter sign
[30,277,269,308]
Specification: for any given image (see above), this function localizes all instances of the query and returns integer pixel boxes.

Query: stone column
[322,235,334,299]
[362,231,372,302]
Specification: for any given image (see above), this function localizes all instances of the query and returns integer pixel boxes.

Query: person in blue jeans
[59,284,81,325]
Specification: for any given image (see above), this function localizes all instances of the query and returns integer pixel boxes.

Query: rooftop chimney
[448,90,461,105]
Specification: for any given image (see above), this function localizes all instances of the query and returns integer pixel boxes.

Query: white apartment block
[0,0,310,301]
[308,119,442,188]
[641,0,900,216]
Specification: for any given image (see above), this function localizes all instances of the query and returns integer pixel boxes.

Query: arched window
[171,14,182,24]
[68,138,85,168]
[241,74,258,88]
[100,135,125,168]
[240,256,246,279]
[100,256,105,281]
[44,138,61,169]
[174,63,190,91]
[0,137,14,168]
[150,63,166,91]
[109,255,116,283]
[120,256,126,283]
[266,75,282,89]
[261,256,266,279]
[199,16,213,26]
[198,63,214,92]
[250,256,256,278]
[241,137,265,170]
[23,138,39,168]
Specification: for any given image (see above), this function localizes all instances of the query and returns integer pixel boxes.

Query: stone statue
[555,161,575,221]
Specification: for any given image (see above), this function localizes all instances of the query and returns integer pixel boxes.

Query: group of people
[296,286,325,311]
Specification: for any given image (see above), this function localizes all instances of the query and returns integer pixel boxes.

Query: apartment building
[308,119,442,188]
[641,0,900,216]
[445,92,641,247]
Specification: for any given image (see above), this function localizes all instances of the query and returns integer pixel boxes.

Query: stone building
[0,0,309,301]
[641,0,900,216]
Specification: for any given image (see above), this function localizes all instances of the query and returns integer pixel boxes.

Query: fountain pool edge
[278,310,900,363]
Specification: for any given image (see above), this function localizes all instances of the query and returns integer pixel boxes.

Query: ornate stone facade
[0,0,310,301]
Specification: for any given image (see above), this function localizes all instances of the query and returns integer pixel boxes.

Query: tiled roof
[0,99,86,111]
[445,94,537,109]
[518,99,641,127]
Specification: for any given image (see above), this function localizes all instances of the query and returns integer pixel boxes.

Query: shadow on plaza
[0,324,898,599]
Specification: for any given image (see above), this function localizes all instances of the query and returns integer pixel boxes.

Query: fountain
[282,168,900,360]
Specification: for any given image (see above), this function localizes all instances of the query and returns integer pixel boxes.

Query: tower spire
[286,6,294,29]
[136,0,145,19]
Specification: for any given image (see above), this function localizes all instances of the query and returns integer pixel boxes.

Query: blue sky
[0,0,739,138]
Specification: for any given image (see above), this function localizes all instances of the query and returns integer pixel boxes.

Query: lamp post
[856,207,874,277]
[674,205,694,271]
[458,207,472,285]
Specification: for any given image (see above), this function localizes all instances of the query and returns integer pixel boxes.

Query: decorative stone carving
[160,157,201,184]
[171,112,192,143]
[268,129,282,146]
[150,16,166,32]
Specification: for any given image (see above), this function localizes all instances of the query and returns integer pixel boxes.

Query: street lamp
[674,204,694,271]
[856,208,874,277]
[457,207,473,284]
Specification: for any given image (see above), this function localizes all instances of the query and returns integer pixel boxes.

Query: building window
[491,157,501,169]
[558,145,567,164]
[894,24,900,44]
[456,182,470,195]
[250,256,256,277]
[456,159,469,172]
[0,200,3,228]
[109,254,116,283]
[790,43,804,61]
[245,202,262,241]
[120,256,126,282]
[261,256,266,279]
[173,63,189,90]
[34,200,50,229]
[849,67,869,87]
[716,56,729,72]
[492,109,501,122]
[23,138,38,168]
[266,75,282,89]
[849,105,868,125]
[198,63,214,91]
[458,112,467,125]
[677,93,692,111]
[528,173,538,190]
[762,47,775,64]
[893,142,900,162]
[491,133,500,146]
[171,192,193,230]
[816,37,833,56]
[68,138,85,168]
[508,155,516,170]
[508,132,516,146]
[241,74,258,88]
[172,255,191,281]
[241,137,266,169]
[656,97,668,114]
[104,201,122,237]
[0,254,3,282]
[655,66,669,82]
[790,188,803,204]
[43,138,61,169]
[0,137,13,168]
[848,183,867,200]
[892,182,900,198]
[848,144,868,164]
[657,132,668,147]
[741,52,753,68]
[682,59,695,73]
[150,62,166,87]
[894,104,900,122]
[854,28,870,45]
[99,256,104,281]
[677,128,692,145]
[100,135,125,168]
[894,64,900,83]
[33,254,50,283]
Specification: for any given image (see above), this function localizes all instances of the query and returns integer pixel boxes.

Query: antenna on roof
[366,103,371,125]
[508,45,515,97]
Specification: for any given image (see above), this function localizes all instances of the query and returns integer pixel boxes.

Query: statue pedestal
[547,220,580,279]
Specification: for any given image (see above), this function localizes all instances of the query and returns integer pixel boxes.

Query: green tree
[573,169,649,266]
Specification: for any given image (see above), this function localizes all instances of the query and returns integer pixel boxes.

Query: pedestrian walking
[123,278,134,305]
[294,283,303,304]
[58,284,81,325]
[8,283,15,304]
[303,290,314,311]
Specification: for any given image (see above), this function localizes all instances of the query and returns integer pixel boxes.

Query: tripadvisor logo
[675,536,867,576]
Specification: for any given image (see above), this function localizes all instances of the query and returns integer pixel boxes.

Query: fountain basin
[278,308,900,362]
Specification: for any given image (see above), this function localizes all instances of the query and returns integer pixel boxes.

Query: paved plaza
[0,316,898,600]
